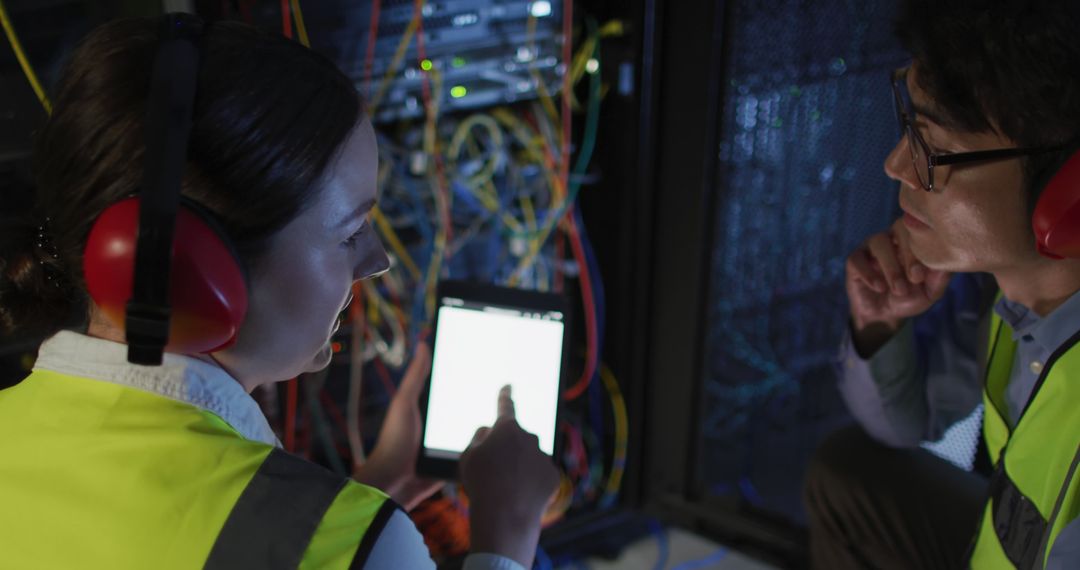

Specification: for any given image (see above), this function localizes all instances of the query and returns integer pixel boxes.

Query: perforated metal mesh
[922,404,982,471]
[699,0,909,520]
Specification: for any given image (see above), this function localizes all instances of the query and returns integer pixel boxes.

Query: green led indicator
[452,57,466,68]
[450,85,468,98]
[420,59,433,71]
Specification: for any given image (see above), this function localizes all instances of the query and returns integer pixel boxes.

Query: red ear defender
[84,197,248,355]
[1032,150,1080,259]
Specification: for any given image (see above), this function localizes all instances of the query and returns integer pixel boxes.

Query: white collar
[34,330,280,447]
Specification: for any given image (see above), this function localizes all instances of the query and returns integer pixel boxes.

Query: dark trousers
[803,426,989,570]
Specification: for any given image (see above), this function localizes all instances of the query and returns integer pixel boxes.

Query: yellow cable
[541,474,575,526]
[418,65,448,322]
[358,280,406,368]
[526,15,560,127]
[489,108,566,286]
[530,101,564,199]
[600,363,628,503]
[424,231,445,319]
[423,68,442,155]
[0,0,51,114]
[370,15,420,113]
[491,108,553,171]
[501,213,524,235]
[600,19,626,38]
[509,31,613,283]
[521,193,537,232]
[448,113,505,189]
[505,125,566,285]
[569,36,598,90]
[364,280,407,367]
[486,108,571,282]
[372,207,422,280]
[290,0,310,48]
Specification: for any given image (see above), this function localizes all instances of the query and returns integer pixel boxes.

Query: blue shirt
[994,292,1080,425]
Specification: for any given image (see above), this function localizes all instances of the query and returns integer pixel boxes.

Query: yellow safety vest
[970,311,1080,569]
[0,369,396,569]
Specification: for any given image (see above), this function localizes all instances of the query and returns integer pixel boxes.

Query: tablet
[417,280,568,479]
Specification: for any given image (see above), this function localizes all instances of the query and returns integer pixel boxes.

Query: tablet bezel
[416,279,570,480]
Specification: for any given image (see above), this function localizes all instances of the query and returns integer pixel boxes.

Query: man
[803,1,1080,568]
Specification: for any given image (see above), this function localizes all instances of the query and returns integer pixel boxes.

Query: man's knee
[803,425,892,513]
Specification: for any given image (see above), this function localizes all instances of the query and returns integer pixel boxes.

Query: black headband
[125,13,204,365]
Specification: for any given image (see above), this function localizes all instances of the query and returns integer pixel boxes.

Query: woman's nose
[355,231,390,281]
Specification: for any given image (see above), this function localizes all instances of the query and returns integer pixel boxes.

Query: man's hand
[846,218,951,355]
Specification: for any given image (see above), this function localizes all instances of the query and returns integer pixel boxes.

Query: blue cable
[534,545,554,570]
[573,203,616,508]
[573,205,606,352]
[670,548,730,570]
[649,519,669,570]
[398,171,434,242]
[738,477,765,507]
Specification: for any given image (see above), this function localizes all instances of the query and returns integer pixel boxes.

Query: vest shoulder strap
[204,448,348,570]
[348,500,403,569]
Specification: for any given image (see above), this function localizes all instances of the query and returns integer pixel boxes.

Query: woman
[0,16,558,569]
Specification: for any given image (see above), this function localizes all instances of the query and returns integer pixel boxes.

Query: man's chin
[908,239,942,270]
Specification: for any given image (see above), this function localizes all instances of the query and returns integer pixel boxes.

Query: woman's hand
[352,344,443,511]
[460,386,560,569]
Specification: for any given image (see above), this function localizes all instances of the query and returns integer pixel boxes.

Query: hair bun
[0,204,82,339]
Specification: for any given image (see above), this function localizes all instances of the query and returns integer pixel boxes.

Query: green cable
[303,372,348,475]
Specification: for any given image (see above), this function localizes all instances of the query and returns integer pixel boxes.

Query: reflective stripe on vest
[204,448,347,569]
[970,311,1080,569]
[205,447,403,569]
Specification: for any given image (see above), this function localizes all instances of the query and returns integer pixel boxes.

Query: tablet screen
[423,296,564,458]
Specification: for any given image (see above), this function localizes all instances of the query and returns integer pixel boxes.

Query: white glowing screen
[424,304,563,457]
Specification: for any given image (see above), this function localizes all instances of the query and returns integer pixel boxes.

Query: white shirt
[34,331,524,570]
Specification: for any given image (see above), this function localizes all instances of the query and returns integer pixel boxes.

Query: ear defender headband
[1033,149,1080,259]
[83,13,248,365]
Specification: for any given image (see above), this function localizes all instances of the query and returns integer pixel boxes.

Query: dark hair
[0,18,363,339]
[895,0,1080,208]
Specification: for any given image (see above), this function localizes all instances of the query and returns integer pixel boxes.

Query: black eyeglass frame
[890,67,1058,192]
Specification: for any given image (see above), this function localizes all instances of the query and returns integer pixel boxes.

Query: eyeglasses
[890,67,1056,192]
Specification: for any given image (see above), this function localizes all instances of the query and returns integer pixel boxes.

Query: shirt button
[1030,361,1044,375]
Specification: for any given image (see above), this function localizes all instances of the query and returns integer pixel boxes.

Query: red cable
[555,0,574,293]
[319,390,352,443]
[573,424,589,480]
[372,357,398,398]
[562,209,597,401]
[284,377,298,451]
[413,0,454,251]
[557,0,597,401]
[560,422,589,480]
[561,0,573,188]
[362,0,382,99]
[299,402,313,459]
[280,0,293,38]
[315,391,354,459]
[239,0,254,23]
[554,231,565,292]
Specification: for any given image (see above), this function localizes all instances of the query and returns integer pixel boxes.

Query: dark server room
[2,0,1079,569]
